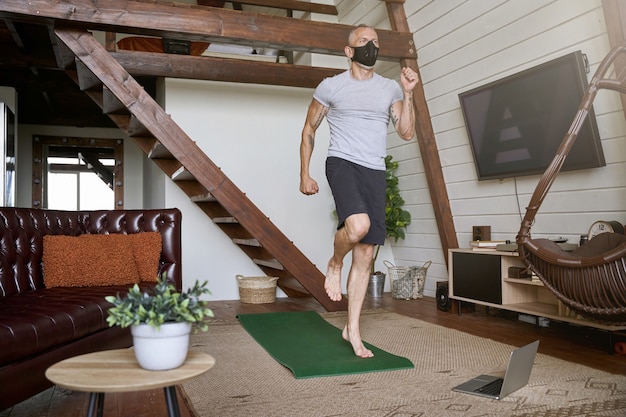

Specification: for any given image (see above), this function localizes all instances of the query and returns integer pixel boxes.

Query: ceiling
[0,19,118,128]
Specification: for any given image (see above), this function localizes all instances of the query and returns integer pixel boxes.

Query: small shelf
[503,277,544,286]
[506,302,625,331]
[504,301,559,317]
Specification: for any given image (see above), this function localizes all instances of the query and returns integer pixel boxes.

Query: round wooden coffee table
[45,349,215,417]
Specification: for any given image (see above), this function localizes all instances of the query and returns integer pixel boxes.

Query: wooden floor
[3,294,626,417]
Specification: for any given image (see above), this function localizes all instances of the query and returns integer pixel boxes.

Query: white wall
[0,87,16,114]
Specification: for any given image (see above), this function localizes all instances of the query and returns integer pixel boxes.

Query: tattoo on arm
[390,99,415,138]
[390,107,400,128]
[312,106,329,130]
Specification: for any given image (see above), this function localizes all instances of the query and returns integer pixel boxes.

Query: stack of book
[469,240,507,251]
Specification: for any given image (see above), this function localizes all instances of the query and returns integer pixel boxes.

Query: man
[299,24,418,358]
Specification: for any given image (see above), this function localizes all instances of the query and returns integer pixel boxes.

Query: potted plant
[105,273,214,370]
[368,155,412,296]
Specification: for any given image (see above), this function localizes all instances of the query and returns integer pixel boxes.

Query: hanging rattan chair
[516,45,626,325]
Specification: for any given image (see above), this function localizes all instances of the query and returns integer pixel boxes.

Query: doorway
[32,135,124,209]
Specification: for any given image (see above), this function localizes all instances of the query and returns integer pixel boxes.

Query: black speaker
[162,38,191,55]
[436,281,451,312]
[472,225,491,241]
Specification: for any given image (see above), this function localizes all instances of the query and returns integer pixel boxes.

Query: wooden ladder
[52,27,347,312]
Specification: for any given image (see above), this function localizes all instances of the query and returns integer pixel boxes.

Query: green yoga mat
[237,311,414,378]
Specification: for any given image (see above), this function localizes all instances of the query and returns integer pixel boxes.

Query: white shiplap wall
[334,0,626,297]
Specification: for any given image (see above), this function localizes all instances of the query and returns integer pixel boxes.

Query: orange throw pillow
[43,232,162,288]
[129,232,162,282]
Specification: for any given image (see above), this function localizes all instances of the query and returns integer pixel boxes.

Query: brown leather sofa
[0,207,182,410]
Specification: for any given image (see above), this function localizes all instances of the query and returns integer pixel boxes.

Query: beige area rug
[183,310,626,417]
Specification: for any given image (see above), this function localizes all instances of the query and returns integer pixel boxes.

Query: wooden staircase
[52,27,347,312]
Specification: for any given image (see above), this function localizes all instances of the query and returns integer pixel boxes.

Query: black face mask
[351,40,379,67]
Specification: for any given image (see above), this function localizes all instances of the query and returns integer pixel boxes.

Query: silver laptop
[452,340,539,400]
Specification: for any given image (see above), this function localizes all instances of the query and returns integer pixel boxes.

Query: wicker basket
[384,260,431,300]
[236,275,278,304]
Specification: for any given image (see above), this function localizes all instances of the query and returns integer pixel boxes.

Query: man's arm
[391,67,419,141]
[300,98,329,195]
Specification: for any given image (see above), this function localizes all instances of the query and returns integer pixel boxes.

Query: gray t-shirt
[313,70,403,170]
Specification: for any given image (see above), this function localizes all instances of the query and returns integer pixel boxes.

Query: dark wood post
[385,0,459,264]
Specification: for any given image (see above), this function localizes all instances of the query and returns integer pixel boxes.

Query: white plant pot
[131,322,192,371]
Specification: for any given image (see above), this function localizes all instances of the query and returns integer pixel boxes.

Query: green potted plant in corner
[368,155,412,297]
[105,273,213,370]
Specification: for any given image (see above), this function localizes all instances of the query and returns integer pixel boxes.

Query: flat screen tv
[459,50,605,181]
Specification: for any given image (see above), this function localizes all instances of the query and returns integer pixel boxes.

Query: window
[32,136,124,210]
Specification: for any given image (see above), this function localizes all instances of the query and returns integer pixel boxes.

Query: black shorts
[325,157,386,245]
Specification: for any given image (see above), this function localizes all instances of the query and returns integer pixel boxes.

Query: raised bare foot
[324,259,343,301]
[342,325,374,358]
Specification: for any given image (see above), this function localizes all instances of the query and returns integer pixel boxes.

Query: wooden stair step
[277,277,310,297]
[253,258,283,270]
[131,137,159,155]
[213,216,238,224]
[102,88,128,114]
[193,197,232,219]
[190,193,216,202]
[171,166,195,181]
[52,38,76,69]
[233,238,261,247]
[127,115,150,137]
[148,141,173,159]
[75,60,103,91]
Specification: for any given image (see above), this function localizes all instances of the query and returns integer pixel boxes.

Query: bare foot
[342,325,374,358]
[324,259,343,301]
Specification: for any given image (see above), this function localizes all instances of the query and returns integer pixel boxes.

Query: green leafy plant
[371,154,412,274]
[105,273,214,332]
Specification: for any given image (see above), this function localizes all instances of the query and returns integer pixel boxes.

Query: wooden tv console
[447,249,626,334]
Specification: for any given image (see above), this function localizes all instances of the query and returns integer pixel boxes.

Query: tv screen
[459,50,605,181]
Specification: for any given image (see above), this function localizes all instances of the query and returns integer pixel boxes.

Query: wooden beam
[384,1,459,264]
[0,0,415,61]
[198,0,338,15]
[112,50,342,88]
[3,17,24,48]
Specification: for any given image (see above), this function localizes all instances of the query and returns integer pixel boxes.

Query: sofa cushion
[0,284,151,366]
